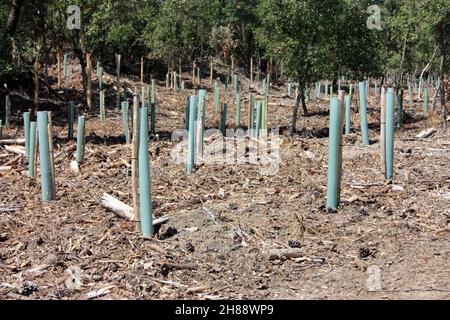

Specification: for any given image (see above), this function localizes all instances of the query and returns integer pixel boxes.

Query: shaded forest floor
[1,67,449,300]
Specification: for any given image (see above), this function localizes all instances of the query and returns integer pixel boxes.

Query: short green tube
[68,101,75,140]
[76,115,86,163]
[99,90,105,123]
[139,106,153,236]
[28,122,37,178]
[24,112,31,160]
[151,79,156,104]
[326,98,343,210]
[408,81,413,111]
[37,112,53,202]
[187,95,197,174]
[345,95,351,135]
[325,81,329,96]
[385,91,395,180]
[63,53,68,78]
[359,82,369,145]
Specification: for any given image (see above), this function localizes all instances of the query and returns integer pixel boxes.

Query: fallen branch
[416,128,437,139]
[100,193,169,227]
[268,248,303,261]
[4,145,26,156]
[0,139,25,146]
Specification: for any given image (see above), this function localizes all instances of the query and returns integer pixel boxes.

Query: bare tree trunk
[5,0,24,37]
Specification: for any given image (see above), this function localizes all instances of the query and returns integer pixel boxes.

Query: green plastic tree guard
[185,96,190,131]
[24,112,31,160]
[187,96,197,174]
[5,95,10,127]
[255,101,262,138]
[68,101,75,140]
[288,82,292,97]
[63,53,68,78]
[236,93,241,128]
[121,101,130,144]
[234,74,238,95]
[28,121,37,178]
[220,103,228,136]
[345,95,351,135]
[385,90,395,180]
[76,115,86,164]
[151,79,156,104]
[325,80,329,96]
[99,90,105,123]
[215,81,220,114]
[408,81,413,111]
[138,106,153,236]
[37,112,53,202]
[359,82,369,145]
[250,94,255,133]
[326,98,343,210]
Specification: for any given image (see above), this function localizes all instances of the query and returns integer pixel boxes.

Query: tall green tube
[220,103,228,136]
[5,95,10,127]
[187,96,197,174]
[121,101,130,144]
[408,81,413,111]
[250,94,255,132]
[236,93,241,128]
[326,98,343,210]
[24,112,31,160]
[359,82,369,145]
[63,53,68,78]
[37,112,53,202]
[151,79,156,104]
[150,102,156,134]
[99,90,105,123]
[76,115,86,163]
[68,101,75,140]
[185,96,190,131]
[385,90,395,180]
[255,101,262,138]
[139,106,153,236]
[28,122,37,178]
[345,95,351,135]
[423,88,429,115]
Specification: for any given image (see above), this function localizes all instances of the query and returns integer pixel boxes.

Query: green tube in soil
[423,88,429,115]
[24,112,31,160]
[28,121,37,178]
[63,53,68,78]
[99,66,103,91]
[151,102,156,134]
[151,79,156,104]
[326,98,343,210]
[99,90,105,123]
[288,83,292,97]
[185,96,190,131]
[408,82,413,111]
[236,93,241,128]
[76,115,86,164]
[220,103,228,136]
[261,97,267,131]
[385,91,395,180]
[250,94,255,132]
[122,101,130,144]
[345,95,351,135]
[68,101,75,140]
[187,95,197,174]
[325,81,329,96]
[255,101,262,138]
[358,82,369,145]
[138,106,153,237]
[5,95,10,127]
[215,82,220,114]
[37,112,53,202]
